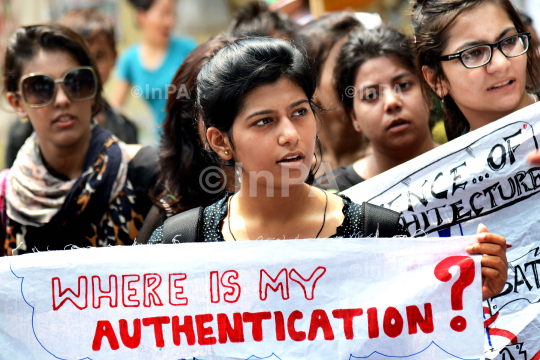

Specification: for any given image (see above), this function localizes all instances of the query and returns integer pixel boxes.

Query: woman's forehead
[21,50,80,78]
[242,78,306,108]
[443,2,515,53]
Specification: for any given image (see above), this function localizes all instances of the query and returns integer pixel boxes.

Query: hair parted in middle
[336,27,417,115]
[196,36,322,184]
[3,24,103,116]
[412,0,540,140]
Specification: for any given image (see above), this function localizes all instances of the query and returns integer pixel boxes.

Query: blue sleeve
[115,46,136,83]
[147,225,164,244]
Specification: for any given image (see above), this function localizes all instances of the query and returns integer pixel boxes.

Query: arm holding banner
[467,223,508,301]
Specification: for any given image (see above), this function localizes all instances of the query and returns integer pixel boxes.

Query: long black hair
[196,37,321,184]
[156,37,232,215]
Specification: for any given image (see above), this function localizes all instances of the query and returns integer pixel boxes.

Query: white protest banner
[343,102,540,360]
[0,237,483,360]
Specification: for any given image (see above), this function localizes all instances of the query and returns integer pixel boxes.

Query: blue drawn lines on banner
[246,354,283,360]
[10,262,93,360]
[349,341,480,360]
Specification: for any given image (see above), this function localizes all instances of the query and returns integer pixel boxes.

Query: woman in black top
[315,27,438,193]
[149,37,507,301]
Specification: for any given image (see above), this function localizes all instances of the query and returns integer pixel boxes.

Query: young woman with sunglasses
[148,37,507,302]
[1,25,158,255]
[413,0,540,140]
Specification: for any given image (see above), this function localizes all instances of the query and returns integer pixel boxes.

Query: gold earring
[224,150,229,155]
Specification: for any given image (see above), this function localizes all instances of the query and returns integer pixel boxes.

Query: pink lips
[53,113,76,128]
[488,78,516,93]
[277,151,305,168]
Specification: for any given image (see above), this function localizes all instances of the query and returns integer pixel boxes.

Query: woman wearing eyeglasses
[1,25,159,255]
[413,0,540,141]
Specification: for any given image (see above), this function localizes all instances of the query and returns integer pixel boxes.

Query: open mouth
[277,155,302,164]
[388,119,410,132]
[53,114,76,127]
[489,79,514,90]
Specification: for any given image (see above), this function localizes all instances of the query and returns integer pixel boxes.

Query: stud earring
[224,150,229,155]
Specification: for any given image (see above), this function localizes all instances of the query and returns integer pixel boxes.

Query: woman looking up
[148,37,507,302]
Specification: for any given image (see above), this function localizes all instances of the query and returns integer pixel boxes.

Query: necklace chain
[226,190,329,241]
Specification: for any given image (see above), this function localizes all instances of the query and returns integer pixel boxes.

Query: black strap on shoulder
[362,202,404,238]
[163,206,204,244]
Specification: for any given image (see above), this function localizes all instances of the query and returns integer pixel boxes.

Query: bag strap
[361,202,404,238]
[162,206,204,244]
[0,169,9,233]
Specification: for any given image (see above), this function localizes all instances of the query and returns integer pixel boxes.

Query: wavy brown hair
[412,0,540,140]
[3,24,103,116]
[156,36,233,215]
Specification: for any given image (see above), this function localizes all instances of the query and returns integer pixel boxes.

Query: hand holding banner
[343,103,540,359]
[0,237,483,360]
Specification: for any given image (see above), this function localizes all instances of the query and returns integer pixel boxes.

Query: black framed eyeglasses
[440,32,531,69]
[17,66,98,108]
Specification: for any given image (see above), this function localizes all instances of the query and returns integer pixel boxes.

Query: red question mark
[434,256,475,332]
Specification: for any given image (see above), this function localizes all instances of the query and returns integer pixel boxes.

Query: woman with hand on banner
[0,25,158,255]
[412,0,540,141]
[315,27,438,193]
[148,37,508,301]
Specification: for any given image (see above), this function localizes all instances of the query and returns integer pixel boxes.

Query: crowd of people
[5,0,540,305]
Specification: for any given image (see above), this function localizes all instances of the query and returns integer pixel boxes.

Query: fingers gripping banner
[343,103,540,360]
[0,238,483,359]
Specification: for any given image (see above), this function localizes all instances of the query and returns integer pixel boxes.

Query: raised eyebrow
[455,27,517,52]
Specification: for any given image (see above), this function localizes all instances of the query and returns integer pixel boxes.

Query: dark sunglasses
[440,32,531,69]
[18,66,98,108]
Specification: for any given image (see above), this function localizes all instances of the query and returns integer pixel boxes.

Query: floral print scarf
[3,125,145,255]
